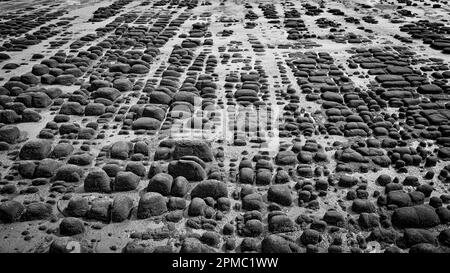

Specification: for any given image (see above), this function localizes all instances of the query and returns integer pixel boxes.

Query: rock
[84,168,111,193]
[186,216,205,229]
[275,169,290,184]
[372,156,391,167]
[358,213,380,229]
[242,193,265,211]
[59,217,85,236]
[147,173,173,196]
[338,175,358,187]
[0,53,11,60]
[438,229,450,247]
[410,191,425,205]
[336,148,368,162]
[32,64,50,76]
[88,80,109,91]
[111,195,134,222]
[92,87,121,101]
[86,199,111,222]
[268,214,295,233]
[109,63,131,73]
[168,160,206,182]
[132,117,161,130]
[150,91,171,104]
[166,210,183,222]
[409,243,442,253]
[243,219,263,237]
[385,183,403,193]
[387,191,412,207]
[22,202,53,221]
[147,162,162,178]
[44,87,62,99]
[31,92,52,108]
[267,184,292,206]
[384,246,404,253]
[172,140,214,162]
[49,238,73,253]
[19,140,52,160]
[241,237,259,252]
[137,192,167,218]
[121,240,149,253]
[0,185,16,194]
[300,229,322,245]
[65,197,89,217]
[80,124,97,135]
[392,205,441,228]
[18,161,36,178]
[53,164,83,183]
[85,103,105,116]
[417,84,443,94]
[180,237,213,253]
[190,180,228,199]
[275,150,298,165]
[113,79,133,92]
[143,105,166,121]
[60,102,84,115]
[367,227,400,244]
[110,141,132,160]
[55,75,76,85]
[310,219,327,232]
[201,231,221,247]
[0,201,25,223]
[22,109,41,122]
[133,141,149,156]
[403,176,419,186]
[223,223,234,235]
[125,162,146,177]
[173,91,199,105]
[239,167,254,184]
[436,207,450,223]
[188,197,206,216]
[323,210,345,226]
[113,171,140,192]
[20,73,39,84]
[416,184,434,197]
[255,169,272,185]
[217,197,230,211]
[102,163,123,178]
[3,81,29,92]
[167,197,186,210]
[403,228,437,248]
[261,235,293,253]
[352,199,376,213]
[244,211,262,222]
[50,143,74,158]
[0,125,20,144]
[34,158,61,178]
[429,196,443,208]
[376,174,392,186]
[171,176,188,197]
[0,110,20,124]
[129,64,149,74]
[154,147,172,161]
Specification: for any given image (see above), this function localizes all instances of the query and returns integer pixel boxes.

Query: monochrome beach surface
[0,0,450,253]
